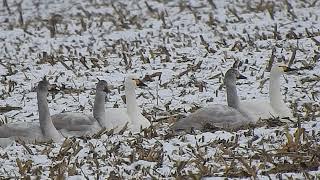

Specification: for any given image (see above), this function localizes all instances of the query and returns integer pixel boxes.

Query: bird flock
[0,62,294,147]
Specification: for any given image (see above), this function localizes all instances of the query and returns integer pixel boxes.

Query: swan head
[96,80,110,93]
[125,75,147,88]
[37,77,50,95]
[271,63,294,75]
[224,68,247,84]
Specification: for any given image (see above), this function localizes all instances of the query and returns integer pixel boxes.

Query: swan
[51,80,109,136]
[0,78,63,147]
[52,76,150,135]
[240,63,294,120]
[171,68,253,132]
[106,75,151,133]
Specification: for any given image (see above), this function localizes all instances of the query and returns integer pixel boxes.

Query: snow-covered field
[0,0,319,178]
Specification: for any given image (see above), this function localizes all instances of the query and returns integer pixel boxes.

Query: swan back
[171,105,250,132]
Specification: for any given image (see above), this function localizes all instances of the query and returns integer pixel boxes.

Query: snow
[1,0,320,179]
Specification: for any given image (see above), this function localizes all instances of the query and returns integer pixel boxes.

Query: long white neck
[93,90,107,127]
[125,80,139,118]
[226,82,240,110]
[37,92,62,142]
[269,72,283,108]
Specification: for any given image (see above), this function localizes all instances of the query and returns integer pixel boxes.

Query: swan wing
[171,104,250,132]
[0,122,44,144]
[0,138,15,148]
[129,113,151,133]
[272,104,293,119]
[240,100,279,120]
[0,122,42,138]
[51,112,98,131]
[105,108,131,132]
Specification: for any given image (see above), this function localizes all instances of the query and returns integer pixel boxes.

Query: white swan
[171,68,253,132]
[0,78,63,147]
[51,80,109,136]
[240,63,294,120]
[106,75,151,133]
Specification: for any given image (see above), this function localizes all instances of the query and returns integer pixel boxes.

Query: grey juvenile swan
[51,80,109,136]
[52,76,150,135]
[0,78,63,147]
[171,68,253,132]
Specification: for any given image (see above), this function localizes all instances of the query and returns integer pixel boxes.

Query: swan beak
[237,74,247,79]
[134,79,147,87]
[48,84,58,92]
[104,86,111,93]
[283,66,296,72]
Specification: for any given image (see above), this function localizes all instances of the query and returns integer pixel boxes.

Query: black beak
[104,86,111,93]
[237,74,247,79]
[135,79,147,87]
[284,67,296,72]
[48,84,59,92]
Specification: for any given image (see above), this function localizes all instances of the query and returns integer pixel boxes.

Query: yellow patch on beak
[133,79,139,86]
[279,65,291,72]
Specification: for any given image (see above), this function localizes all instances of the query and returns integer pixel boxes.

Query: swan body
[240,100,278,119]
[128,112,150,133]
[0,78,63,147]
[51,113,101,137]
[106,75,151,133]
[105,108,130,132]
[51,80,109,136]
[171,68,252,132]
[241,63,293,120]
[171,105,249,132]
[106,108,150,133]
[0,123,48,143]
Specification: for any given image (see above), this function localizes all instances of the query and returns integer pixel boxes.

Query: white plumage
[106,75,150,133]
[241,63,294,120]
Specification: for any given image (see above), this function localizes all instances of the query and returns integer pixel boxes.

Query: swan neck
[125,81,139,117]
[269,73,282,107]
[226,82,240,110]
[93,90,106,127]
[37,92,60,140]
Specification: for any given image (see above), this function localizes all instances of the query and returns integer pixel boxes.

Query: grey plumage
[171,68,252,132]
